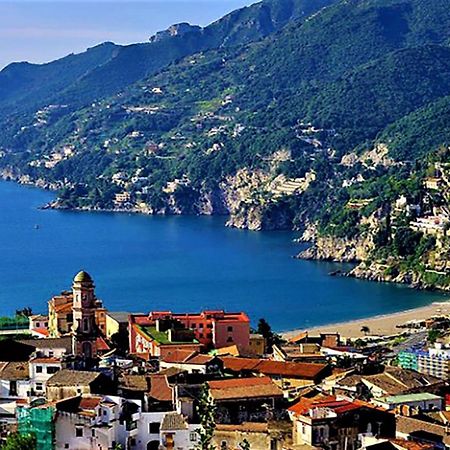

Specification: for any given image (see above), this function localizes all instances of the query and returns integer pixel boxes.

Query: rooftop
[377,392,442,404]
[47,369,102,387]
[0,361,29,380]
[289,395,361,417]
[221,356,328,379]
[208,377,283,401]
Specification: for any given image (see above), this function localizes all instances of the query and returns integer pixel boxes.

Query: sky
[0,0,256,69]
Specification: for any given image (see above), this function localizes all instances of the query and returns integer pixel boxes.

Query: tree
[257,318,282,353]
[360,326,370,336]
[2,433,36,450]
[110,328,129,354]
[195,384,217,450]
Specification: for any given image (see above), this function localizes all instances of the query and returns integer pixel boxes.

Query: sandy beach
[283,301,450,339]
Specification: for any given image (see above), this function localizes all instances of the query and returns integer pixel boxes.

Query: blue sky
[0,0,255,69]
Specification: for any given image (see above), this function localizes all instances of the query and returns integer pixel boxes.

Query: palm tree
[361,325,370,336]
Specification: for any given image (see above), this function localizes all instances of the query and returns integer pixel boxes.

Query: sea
[0,181,444,331]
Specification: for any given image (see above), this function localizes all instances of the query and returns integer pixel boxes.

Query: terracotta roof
[32,328,49,337]
[149,374,173,402]
[47,369,101,387]
[289,332,308,344]
[162,349,198,364]
[221,357,327,379]
[160,412,188,431]
[208,377,283,401]
[95,337,110,352]
[186,354,214,365]
[79,396,102,410]
[289,396,360,417]
[54,302,73,313]
[214,345,241,357]
[30,357,61,364]
[0,361,29,380]
[390,438,434,450]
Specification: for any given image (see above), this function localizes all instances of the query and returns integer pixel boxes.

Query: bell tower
[71,270,99,360]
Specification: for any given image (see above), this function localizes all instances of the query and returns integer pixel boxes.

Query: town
[0,272,449,449]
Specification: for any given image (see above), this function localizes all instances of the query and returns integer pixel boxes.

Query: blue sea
[0,181,444,331]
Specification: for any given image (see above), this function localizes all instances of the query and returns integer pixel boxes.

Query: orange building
[129,310,250,357]
[48,284,107,338]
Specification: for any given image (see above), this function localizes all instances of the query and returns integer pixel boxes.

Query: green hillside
[2,0,450,288]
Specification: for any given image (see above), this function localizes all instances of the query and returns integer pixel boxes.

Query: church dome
[74,270,93,283]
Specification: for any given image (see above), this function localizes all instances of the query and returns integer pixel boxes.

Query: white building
[0,361,30,421]
[159,412,200,450]
[55,395,141,450]
[29,357,62,397]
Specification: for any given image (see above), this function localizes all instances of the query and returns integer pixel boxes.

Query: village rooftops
[47,369,102,387]
[221,356,328,380]
[161,349,215,365]
[149,310,249,322]
[288,395,361,418]
[0,361,29,380]
[362,366,442,395]
[18,336,72,352]
[375,392,443,405]
[148,374,173,402]
[160,412,188,431]
[208,377,283,401]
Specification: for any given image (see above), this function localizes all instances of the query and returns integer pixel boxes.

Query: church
[47,271,109,360]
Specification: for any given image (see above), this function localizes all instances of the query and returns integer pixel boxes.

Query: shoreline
[282,300,450,339]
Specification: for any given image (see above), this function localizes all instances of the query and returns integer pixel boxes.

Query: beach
[283,301,450,339]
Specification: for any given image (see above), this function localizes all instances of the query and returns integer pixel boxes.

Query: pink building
[129,310,250,357]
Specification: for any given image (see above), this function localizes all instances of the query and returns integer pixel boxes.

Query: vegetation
[1,433,36,450]
[2,0,450,288]
[195,384,217,450]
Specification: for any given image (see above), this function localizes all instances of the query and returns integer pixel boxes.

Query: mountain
[0,0,336,119]
[3,0,450,288]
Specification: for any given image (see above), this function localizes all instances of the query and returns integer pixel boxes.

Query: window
[207,324,213,329]
[130,438,136,447]
[64,444,69,449]
[227,337,233,343]
[75,427,83,438]
[9,381,17,396]
[35,383,43,391]
[191,323,196,328]
[36,366,43,373]
[199,333,204,338]
[199,323,204,328]
[207,333,213,339]
[227,326,233,332]
[49,351,54,357]
[91,429,95,437]
[47,366,59,374]
[189,432,197,442]
[149,422,160,434]
[221,441,227,450]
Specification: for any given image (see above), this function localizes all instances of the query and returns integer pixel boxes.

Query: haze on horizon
[0,0,255,69]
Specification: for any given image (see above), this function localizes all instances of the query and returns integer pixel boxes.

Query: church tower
[71,270,99,360]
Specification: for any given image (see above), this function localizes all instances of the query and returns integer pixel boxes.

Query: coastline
[282,300,450,339]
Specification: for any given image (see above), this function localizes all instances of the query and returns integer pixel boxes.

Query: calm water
[0,181,444,331]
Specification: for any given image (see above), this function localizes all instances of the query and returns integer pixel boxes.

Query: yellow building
[247,333,266,356]
[105,312,130,339]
